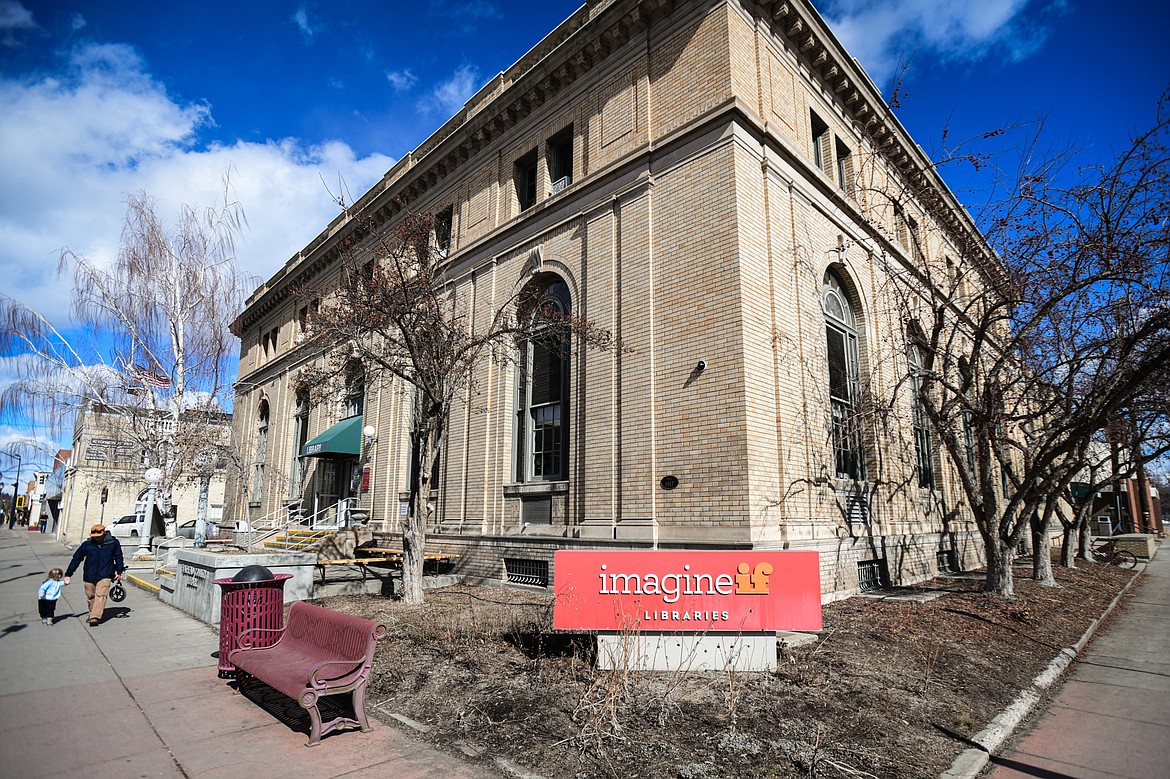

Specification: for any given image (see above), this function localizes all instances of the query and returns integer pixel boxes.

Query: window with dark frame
[290,389,310,495]
[824,270,866,481]
[811,110,830,174]
[835,137,853,195]
[252,400,269,504]
[515,150,538,212]
[895,207,924,263]
[909,347,936,489]
[515,277,571,483]
[434,206,453,258]
[548,127,573,194]
[344,363,365,418]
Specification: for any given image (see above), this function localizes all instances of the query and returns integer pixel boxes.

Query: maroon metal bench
[229,600,387,746]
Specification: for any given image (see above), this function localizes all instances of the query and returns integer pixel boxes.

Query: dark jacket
[66,532,125,582]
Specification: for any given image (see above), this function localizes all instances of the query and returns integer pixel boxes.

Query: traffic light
[15,495,26,510]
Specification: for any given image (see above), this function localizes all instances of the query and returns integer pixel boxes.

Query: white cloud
[385,69,417,92]
[424,64,481,117]
[0,0,34,32]
[0,41,394,327]
[819,0,1048,88]
[292,4,318,41]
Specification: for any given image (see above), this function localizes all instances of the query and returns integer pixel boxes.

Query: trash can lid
[232,564,275,582]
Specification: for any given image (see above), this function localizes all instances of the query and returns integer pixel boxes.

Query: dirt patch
[315,561,1136,779]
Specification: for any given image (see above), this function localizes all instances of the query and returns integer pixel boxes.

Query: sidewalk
[984,543,1170,778]
[0,527,502,779]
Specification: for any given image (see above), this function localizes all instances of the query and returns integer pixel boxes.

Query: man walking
[65,523,125,626]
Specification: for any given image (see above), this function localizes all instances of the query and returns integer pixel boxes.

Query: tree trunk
[400,425,434,605]
[984,538,1015,598]
[1031,511,1057,586]
[401,511,426,604]
[1060,523,1076,568]
[1131,422,1152,534]
[400,415,443,605]
[1075,504,1093,562]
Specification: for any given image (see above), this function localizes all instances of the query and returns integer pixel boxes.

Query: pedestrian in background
[65,523,125,626]
[38,567,67,625]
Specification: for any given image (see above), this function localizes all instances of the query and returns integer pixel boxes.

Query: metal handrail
[242,500,361,551]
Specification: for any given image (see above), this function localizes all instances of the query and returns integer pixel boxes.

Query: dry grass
[317,561,1137,779]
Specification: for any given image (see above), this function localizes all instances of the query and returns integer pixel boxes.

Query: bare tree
[300,202,614,604]
[0,173,251,531]
[889,96,1170,597]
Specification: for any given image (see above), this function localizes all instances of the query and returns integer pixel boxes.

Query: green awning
[302,416,362,459]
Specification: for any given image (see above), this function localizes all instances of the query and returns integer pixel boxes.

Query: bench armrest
[236,625,286,650]
[308,658,365,686]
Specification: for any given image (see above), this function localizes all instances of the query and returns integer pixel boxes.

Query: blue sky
[1,0,1168,459]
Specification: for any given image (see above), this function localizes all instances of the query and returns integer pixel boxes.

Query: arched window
[290,388,310,495]
[909,347,936,489]
[824,270,866,480]
[252,400,269,504]
[515,276,571,482]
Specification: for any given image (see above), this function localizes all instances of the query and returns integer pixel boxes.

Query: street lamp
[136,467,162,558]
[193,446,220,548]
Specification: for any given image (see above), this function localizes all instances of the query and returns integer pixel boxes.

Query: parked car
[174,519,225,539]
[109,514,142,538]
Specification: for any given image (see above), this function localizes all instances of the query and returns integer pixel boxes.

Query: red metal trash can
[214,573,293,678]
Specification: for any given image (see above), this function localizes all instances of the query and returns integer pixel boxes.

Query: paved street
[0,527,501,779]
[985,542,1170,778]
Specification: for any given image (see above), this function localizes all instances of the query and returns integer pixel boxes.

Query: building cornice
[237,0,995,333]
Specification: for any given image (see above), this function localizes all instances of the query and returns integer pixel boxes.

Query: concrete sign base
[597,632,777,672]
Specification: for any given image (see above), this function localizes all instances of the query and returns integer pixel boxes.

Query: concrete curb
[938,561,1147,779]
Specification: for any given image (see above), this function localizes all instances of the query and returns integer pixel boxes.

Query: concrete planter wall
[165,550,317,624]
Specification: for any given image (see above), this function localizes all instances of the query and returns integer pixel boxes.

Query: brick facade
[229,0,993,599]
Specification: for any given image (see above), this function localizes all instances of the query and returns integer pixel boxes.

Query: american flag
[131,365,170,389]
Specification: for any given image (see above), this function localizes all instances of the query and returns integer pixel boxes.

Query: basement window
[504,558,549,588]
[857,559,888,592]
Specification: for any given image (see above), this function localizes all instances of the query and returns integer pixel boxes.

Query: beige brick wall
[229,0,1000,601]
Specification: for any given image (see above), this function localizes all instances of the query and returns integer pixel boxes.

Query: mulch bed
[315,560,1137,778]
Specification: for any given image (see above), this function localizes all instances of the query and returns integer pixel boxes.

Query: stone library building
[230,0,997,599]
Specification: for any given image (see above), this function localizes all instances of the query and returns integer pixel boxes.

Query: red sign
[553,550,822,632]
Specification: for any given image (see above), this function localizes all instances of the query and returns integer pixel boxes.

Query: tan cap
[90,523,106,535]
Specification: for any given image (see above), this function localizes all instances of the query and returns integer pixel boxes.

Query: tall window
[835,137,854,195]
[515,276,571,482]
[909,348,936,489]
[824,270,866,480]
[290,389,310,495]
[515,150,538,212]
[343,363,364,418]
[811,110,830,174]
[895,207,924,263]
[548,127,574,194]
[251,400,269,504]
[434,206,453,259]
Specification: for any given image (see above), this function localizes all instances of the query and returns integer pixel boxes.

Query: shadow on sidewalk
[228,678,357,743]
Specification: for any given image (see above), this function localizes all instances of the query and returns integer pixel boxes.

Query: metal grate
[504,558,549,588]
[937,549,958,573]
[857,559,886,592]
[845,493,869,526]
